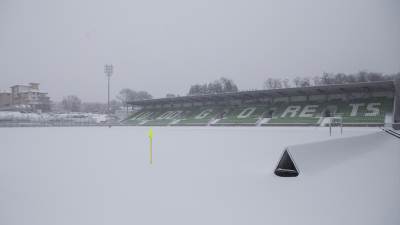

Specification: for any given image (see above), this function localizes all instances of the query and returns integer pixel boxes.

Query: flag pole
[148,128,153,164]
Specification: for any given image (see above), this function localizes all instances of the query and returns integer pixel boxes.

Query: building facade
[0,92,11,108]
[6,83,51,112]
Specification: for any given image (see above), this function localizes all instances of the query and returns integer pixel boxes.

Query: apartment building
[0,92,11,108]
[0,83,52,112]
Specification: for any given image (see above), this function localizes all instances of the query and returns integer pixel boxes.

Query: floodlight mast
[104,64,113,114]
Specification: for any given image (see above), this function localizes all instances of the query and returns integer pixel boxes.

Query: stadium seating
[125,108,166,125]
[265,102,323,126]
[126,106,224,126]
[124,97,394,126]
[333,97,393,125]
[175,107,226,126]
[214,105,268,125]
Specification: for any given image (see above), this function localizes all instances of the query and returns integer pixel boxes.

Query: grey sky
[1,0,399,102]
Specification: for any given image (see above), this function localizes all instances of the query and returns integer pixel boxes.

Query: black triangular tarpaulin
[274,149,299,177]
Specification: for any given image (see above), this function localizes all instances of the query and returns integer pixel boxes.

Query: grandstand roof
[128,80,395,106]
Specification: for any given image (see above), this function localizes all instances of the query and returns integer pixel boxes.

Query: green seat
[215,105,268,125]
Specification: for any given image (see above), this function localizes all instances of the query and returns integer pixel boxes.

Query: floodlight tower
[104,64,113,114]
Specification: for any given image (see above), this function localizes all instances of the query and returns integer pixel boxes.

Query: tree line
[188,77,239,95]
[59,97,122,113]
[59,89,153,113]
[263,71,400,89]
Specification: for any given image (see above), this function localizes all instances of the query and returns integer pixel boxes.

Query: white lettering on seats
[349,103,365,116]
[365,103,381,116]
[237,107,256,118]
[130,112,144,120]
[299,105,318,117]
[158,111,182,119]
[171,111,183,119]
[195,109,213,119]
[281,106,301,118]
[134,112,153,120]
[157,111,174,119]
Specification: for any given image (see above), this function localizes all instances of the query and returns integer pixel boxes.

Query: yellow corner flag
[148,128,153,164]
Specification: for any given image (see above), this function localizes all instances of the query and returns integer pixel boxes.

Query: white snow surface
[0,126,399,225]
[0,111,108,123]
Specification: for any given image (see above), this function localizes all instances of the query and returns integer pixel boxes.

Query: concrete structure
[128,81,396,107]
[3,83,51,112]
[393,78,400,129]
[127,81,398,128]
[0,92,11,108]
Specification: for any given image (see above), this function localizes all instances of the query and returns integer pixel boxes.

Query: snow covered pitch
[0,127,399,225]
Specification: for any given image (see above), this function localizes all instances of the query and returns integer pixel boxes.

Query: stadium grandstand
[124,80,399,127]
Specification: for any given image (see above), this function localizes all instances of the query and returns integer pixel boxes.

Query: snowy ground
[0,111,108,123]
[0,126,398,225]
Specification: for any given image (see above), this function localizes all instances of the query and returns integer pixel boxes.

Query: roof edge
[128,80,395,106]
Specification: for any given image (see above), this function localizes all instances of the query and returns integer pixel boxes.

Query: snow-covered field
[0,111,109,123]
[0,126,399,225]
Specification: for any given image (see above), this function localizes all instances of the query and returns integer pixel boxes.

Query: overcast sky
[0,0,399,102]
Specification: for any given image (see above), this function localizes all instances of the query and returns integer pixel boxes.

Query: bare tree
[293,77,302,87]
[264,78,274,89]
[312,76,322,86]
[282,78,291,88]
[300,77,311,87]
[166,93,176,98]
[117,88,152,106]
[61,95,82,112]
[263,78,282,89]
[188,84,201,95]
[117,88,135,106]
[293,77,311,87]
[188,77,239,95]
[136,91,153,100]
[220,77,239,92]
[315,71,397,85]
